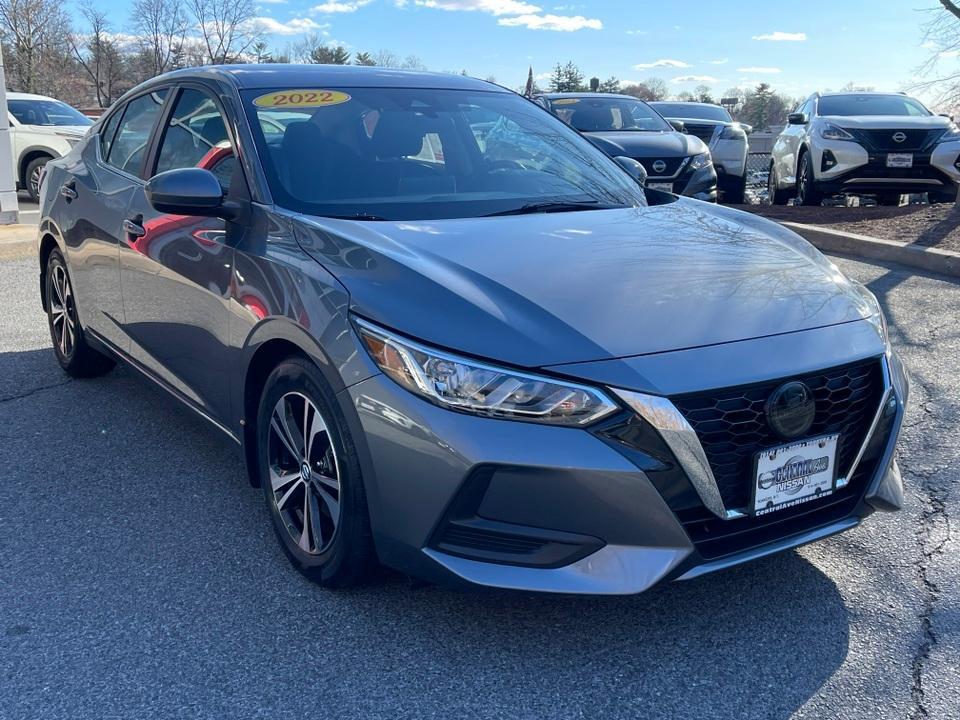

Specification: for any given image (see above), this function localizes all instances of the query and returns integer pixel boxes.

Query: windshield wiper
[483,200,620,217]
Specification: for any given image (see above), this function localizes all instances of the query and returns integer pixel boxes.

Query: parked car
[536,92,717,201]
[38,65,907,595]
[651,101,750,203]
[768,91,960,206]
[6,92,93,201]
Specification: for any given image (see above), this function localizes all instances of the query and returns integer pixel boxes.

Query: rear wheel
[257,357,375,587]
[928,188,957,204]
[723,175,747,204]
[877,193,902,207]
[768,163,793,205]
[45,250,115,377]
[796,152,823,206]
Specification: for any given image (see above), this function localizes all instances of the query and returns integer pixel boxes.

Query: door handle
[123,218,146,238]
[60,182,77,201]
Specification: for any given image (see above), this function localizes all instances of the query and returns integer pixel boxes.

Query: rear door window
[105,89,168,176]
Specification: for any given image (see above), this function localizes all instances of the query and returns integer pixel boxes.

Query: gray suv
[38,65,907,595]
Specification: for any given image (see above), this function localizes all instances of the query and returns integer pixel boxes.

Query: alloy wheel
[30,165,42,199]
[268,392,341,555]
[50,264,76,358]
[798,157,810,204]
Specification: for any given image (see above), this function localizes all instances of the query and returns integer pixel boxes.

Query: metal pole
[0,43,20,224]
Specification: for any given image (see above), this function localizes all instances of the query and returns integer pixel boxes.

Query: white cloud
[625,29,647,35]
[498,13,601,31]
[706,58,727,65]
[632,58,689,69]
[312,0,371,11]
[414,0,542,15]
[738,66,781,74]
[752,31,806,41]
[671,75,718,84]
[258,0,287,4]
[251,16,328,34]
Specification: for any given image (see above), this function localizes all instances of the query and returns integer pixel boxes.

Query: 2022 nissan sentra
[536,93,718,201]
[37,65,908,594]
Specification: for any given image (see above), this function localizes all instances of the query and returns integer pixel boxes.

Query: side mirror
[614,156,647,187]
[941,113,955,122]
[741,123,754,135]
[668,119,685,132]
[145,168,231,217]
[787,112,807,125]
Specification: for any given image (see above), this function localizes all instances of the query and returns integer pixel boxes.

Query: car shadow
[0,347,850,719]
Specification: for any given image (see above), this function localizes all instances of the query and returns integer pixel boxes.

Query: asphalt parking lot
[0,247,957,719]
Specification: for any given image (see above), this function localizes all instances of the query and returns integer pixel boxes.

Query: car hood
[293,198,874,368]
[823,115,951,130]
[583,130,705,158]
[16,124,90,137]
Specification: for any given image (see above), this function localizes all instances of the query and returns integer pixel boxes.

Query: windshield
[8,99,93,127]
[818,94,930,117]
[547,96,671,133]
[243,87,645,221]
[651,102,731,122]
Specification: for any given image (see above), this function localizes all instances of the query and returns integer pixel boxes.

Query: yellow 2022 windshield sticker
[552,98,580,105]
[253,90,351,108]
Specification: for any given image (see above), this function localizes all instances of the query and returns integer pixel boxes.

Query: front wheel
[796,153,823,206]
[723,175,747,204]
[257,357,375,587]
[45,250,115,377]
[25,156,50,203]
[768,163,793,205]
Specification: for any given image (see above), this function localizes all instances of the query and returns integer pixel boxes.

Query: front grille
[671,359,885,511]
[684,123,717,145]
[636,156,686,177]
[853,128,942,152]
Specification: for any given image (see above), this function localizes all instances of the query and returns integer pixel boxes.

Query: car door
[118,84,240,426]
[58,89,169,352]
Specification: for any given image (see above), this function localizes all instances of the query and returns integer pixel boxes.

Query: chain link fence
[743,153,770,204]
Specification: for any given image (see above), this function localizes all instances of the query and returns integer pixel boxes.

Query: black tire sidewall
[26,156,49,202]
[256,357,369,585]
[46,250,75,368]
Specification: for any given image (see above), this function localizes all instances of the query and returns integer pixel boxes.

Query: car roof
[818,91,908,97]
[650,101,723,108]
[152,64,509,93]
[5,91,58,101]
[539,92,645,101]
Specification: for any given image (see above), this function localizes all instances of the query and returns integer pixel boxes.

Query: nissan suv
[7,92,93,201]
[651,101,750,203]
[537,93,717,201]
[769,91,960,206]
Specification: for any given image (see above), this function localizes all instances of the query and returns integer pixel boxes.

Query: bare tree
[70,1,128,107]
[133,0,187,77]
[188,0,259,64]
[0,0,73,95]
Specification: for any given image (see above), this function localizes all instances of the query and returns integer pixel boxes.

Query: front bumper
[343,323,908,595]
[814,137,960,195]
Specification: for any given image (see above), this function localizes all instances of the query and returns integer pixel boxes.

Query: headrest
[371,112,431,158]
[200,115,227,146]
[571,105,614,132]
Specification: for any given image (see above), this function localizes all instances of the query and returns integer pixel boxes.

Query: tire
[768,163,793,205]
[256,356,374,587]
[877,193,902,207]
[796,152,823,206]
[45,249,116,378]
[928,188,957,204]
[723,175,747,205]
[24,155,51,203]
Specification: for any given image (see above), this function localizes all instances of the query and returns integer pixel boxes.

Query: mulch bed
[731,203,960,254]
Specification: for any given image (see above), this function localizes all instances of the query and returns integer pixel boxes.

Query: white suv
[769,92,960,206]
[6,92,93,201]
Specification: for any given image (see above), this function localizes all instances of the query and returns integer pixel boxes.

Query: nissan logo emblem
[765,381,816,440]
[892,132,907,143]
[652,160,667,173]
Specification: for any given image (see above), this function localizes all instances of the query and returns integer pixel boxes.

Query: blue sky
[112,0,946,103]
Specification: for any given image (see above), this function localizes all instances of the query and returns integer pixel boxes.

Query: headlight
[719,125,746,140]
[940,123,960,141]
[355,318,619,426]
[819,123,854,141]
[688,152,712,171]
[55,133,82,147]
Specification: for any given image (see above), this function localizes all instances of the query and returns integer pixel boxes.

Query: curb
[782,221,960,280]
[0,225,37,261]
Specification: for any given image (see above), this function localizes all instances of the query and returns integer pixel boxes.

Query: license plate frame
[886,153,913,169]
[648,182,674,192]
[751,433,839,516]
